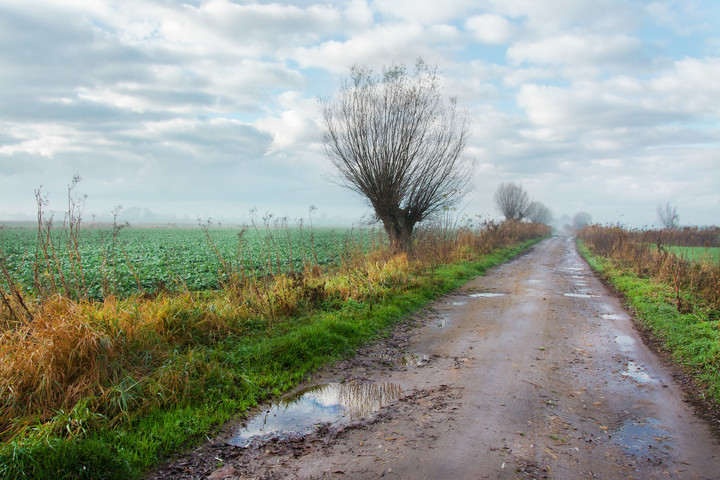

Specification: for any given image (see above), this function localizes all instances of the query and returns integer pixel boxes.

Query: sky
[1,0,719,228]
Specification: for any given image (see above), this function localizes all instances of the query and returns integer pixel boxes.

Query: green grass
[578,240,720,406]
[0,238,543,480]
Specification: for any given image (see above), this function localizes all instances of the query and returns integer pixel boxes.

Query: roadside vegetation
[0,202,550,479]
[577,224,720,410]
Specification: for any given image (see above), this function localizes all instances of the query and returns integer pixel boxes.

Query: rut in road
[151,235,720,480]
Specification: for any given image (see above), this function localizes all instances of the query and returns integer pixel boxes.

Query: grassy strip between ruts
[577,240,720,409]
[0,238,544,480]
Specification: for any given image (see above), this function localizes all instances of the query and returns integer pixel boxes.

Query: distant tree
[656,202,680,229]
[557,214,572,231]
[526,201,553,225]
[320,59,472,252]
[572,211,592,230]
[494,182,530,220]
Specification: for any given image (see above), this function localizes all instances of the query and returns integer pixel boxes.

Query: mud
[149,235,720,479]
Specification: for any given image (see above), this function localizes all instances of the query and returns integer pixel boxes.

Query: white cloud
[371,0,483,24]
[492,0,639,34]
[508,33,647,70]
[0,0,718,226]
[254,91,322,154]
[465,14,515,44]
[649,57,720,114]
[291,23,430,72]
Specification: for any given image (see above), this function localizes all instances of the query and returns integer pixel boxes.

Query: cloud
[254,92,322,154]
[492,0,639,34]
[371,0,483,24]
[516,56,720,138]
[465,14,516,45]
[291,23,462,72]
[508,33,648,71]
[0,0,718,227]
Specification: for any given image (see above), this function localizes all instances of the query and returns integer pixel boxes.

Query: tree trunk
[380,211,416,253]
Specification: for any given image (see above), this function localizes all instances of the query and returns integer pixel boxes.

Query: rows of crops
[0,225,375,299]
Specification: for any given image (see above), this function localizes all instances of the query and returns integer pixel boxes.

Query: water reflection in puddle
[469,292,506,298]
[401,352,430,367]
[602,313,624,320]
[614,418,671,458]
[614,335,634,351]
[447,300,467,306]
[622,362,657,383]
[229,381,404,446]
[563,293,601,298]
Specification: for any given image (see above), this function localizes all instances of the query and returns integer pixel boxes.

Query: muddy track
[150,235,720,479]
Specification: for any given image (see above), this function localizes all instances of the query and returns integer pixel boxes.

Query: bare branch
[320,59,473,251]
[493,182,529,221]
[656,202,680,229]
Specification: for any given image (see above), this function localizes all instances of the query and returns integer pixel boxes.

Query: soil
[148,235,720,479]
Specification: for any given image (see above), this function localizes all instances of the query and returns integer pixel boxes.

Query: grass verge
[0,238,543,480]
[577,240,720,409]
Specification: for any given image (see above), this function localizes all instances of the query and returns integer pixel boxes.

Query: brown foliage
[577,225,720,311]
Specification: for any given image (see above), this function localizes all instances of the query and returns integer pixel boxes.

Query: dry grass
[577,224,720,312]
[0,220,550,443]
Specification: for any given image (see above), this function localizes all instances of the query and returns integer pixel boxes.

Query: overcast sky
[1,0,718,227]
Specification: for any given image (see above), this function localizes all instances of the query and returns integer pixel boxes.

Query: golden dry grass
[0,220,551,443]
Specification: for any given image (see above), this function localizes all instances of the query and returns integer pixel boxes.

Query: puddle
[229,381,404,446]
[447,300,467,306]
[614,335,635,351]
[622,362,657,383]
[598,303,616,314]
[563,293,601,298]
[437,317,449,328]
[401,353,430,367]
[614,417,672,458]
[469,292,506,298]
[369,352,430,367]
[601,313,624,320]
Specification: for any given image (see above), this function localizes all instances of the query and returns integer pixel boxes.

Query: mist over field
[1,1,719,227]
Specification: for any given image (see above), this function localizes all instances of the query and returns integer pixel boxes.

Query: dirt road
[152,235,720,479]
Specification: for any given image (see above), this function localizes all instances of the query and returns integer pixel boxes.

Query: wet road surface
[151,235,720,479]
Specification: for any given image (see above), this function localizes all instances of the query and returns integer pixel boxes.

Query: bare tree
[526,201,553,225]
[572,211,592,230]
[320,59,472,252]
[494,182,530,220]
[657,202,680,229]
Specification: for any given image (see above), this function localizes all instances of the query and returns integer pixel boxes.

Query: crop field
[663,246,720,264]
[0,225,375,299]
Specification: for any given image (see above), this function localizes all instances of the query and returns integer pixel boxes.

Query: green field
[664,245,720,264]
[0,226,374,299]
